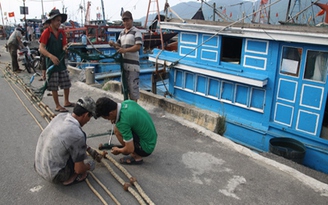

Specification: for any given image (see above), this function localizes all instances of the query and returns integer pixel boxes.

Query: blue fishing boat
[148,1,328,174]
[65,23,177,95]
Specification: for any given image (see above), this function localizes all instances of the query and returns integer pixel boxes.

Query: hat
[76,96,97,119]
[16,27,23,32]
[42,19,49,25]
[46,9,67,24]
[16,27,25,35]
[122,11,133,20]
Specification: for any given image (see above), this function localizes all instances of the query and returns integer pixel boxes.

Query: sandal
[63,173,88,186]
[64,103,76,108]
[55,107,69,112]
[120,156,143,165]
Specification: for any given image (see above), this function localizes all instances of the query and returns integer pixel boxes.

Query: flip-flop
[55,108,69,112]
[120,156,143,165]
[64,103,76,108]
[63,173,89,186]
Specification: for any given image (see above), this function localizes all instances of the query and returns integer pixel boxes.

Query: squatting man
[96,97,157,165]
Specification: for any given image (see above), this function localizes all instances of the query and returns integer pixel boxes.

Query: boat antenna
[200,0,233,22]
[286,0,319,23]
[101,0,106,24]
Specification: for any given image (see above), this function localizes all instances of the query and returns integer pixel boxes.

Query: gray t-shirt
[117,26,142,69]
[8,30,23,46]
[34,113,87,182]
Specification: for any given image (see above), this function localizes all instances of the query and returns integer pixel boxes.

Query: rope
[98,155,147,205]
[88,172,121,205]
[96,149,155,205]
[2,68,49,122]
[86,36,104,54]
[85,178,108,205]
[2,66,55,121]
[1,66,44,130]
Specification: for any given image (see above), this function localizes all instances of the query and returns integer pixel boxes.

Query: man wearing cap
[35,96,97,185]
[7,27,25,72]
[39,9,74,112]
[108,11,142,102]
[96,97,157,165]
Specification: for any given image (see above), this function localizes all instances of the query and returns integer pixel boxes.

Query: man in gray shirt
[7,27,25,72]
[35,96,97,185]
[108,11,142,102]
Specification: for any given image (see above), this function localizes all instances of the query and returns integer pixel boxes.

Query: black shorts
[132,132,151,157]
[52,157,74,184]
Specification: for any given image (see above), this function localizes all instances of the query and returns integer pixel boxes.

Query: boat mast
[285,0,292,21]
[267,0,271,23]
[201,0,231,22]
[0,2,4,26]
[101,0,106,24]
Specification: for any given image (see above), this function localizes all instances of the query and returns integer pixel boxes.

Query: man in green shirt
[96,97,157,165]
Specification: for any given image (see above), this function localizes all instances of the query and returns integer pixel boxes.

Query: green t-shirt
[116,100,157,154]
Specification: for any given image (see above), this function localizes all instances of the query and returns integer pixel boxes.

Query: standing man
[96,97,157,165]
[7,27,25,72]
[27,24,34,41]
[35,96,97,185]
[39,9,75,112]
[108,11,142,102]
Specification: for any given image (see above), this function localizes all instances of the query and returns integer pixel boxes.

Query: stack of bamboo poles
[0,63,155,205]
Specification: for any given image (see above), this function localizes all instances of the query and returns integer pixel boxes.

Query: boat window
[304,50,328,82]
[220,36,242,64]
[280,46,302,77]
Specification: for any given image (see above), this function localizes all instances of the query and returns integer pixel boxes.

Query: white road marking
[30,185,43,193]
[219,175,246,200]
[182,151,225,184]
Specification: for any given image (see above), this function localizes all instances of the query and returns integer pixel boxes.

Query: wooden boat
[148,16,328,174]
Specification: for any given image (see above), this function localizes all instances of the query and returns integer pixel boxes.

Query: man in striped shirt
[109,11,142,102]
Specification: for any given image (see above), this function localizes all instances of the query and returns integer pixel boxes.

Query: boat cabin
[149,19,328,174]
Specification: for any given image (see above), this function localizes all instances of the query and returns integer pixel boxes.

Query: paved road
[0,40,327,205]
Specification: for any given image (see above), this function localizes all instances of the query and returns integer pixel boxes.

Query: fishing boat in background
[64,0,177,92]
[65,24,155,90]
[148,0,328,174]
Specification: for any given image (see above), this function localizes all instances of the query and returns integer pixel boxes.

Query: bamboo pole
[99,150,155,205]
[99,157,146,205]
[89,172,121,205]
[85,178,108,205]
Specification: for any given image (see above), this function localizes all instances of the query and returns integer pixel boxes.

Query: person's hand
[63,45,68,53]
[49,55,60,65]
[117,48,126,54]
[86,159,95,171]
[108,41,114,46]
[111,147,120,155]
